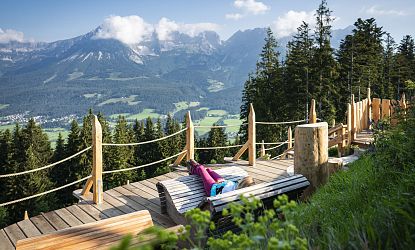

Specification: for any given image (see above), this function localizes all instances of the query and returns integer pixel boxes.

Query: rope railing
[195,144,244,150]
[0,146,92,178]
[264,142,289,151]
[255,141,287,145]
[102,150,187,174]
[194,123,246,129]
[0,175,92,207]
[102,128,186,147]
[255,119,306,125]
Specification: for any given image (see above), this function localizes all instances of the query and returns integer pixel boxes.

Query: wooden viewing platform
[0,158,293,249]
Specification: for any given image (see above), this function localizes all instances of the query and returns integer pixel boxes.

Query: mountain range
[0,25,353,120]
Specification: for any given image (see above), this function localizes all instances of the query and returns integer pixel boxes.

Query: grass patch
[173,101,200,114]
[207,79,225,92]
[196,107,209,111]
[194,116,222,135]
[207,109,228,117]
[223,118,242,133]
[44,128,69,148]
[0,104,9,110]
[98,95,140,107]
[83,93,102,99]
[0,124,15,131]
[126,109,162,121]
[109,113,131,119]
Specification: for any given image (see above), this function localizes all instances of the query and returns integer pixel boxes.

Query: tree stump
[294,122,328,197]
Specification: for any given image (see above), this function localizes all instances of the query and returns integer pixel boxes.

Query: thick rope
[0,146,92,178]
[102,128,186,147]
[255,119,306,125]
[195,144,244,150]
[194,123,246,128]
[264,142,288,151]
[103,150,186,174]
[255,142,287,145]
[0,175,92,207]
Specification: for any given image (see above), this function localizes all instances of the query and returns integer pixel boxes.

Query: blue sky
[0,0,413,43]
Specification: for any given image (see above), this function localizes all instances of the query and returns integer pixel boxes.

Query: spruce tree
[49,133,73,205]
[284,22,313,120]
[240,28,285,145]
[395,35,415,98]
[0,129,12,204]
[311,0,338,122]
[76,110,94,184]
[5,120,56,223]
[65,119,81,188]
[207,124,228,164]
[383,33,397,99]
[106,116,135,189]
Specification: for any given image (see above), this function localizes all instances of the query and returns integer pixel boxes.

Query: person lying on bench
[187,160,255,197]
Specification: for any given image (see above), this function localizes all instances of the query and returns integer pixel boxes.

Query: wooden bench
[157,166,309,234]
[16,210,153,250]
[157,166,248,225]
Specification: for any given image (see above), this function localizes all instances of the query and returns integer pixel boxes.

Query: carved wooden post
[351,94,356,140]
[294,122,328,197]
[248,104,256,166]
[186,111,194,161]
[309,99,317,124]
[367,88,372,129]
[288,126,292,149]
[260,140,265,157]
[347,103,352,146]
[92,115,103,204]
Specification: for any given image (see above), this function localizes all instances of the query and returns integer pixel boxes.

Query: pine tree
[383,33,397,99]
[395,35,415,98]
[311,0,338,122]
[207,124,228,164]
[132,119,145,168]
[76,110,94,184]
[49,133,73,205]
[240,28,285,145]
[165,114,182,159]
[65,119,81,188]
[284,22,313,120]
[5,120,56,223]
[0,129,12,204]
[106,116,135,189]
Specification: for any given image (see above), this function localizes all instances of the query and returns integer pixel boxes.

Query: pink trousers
[190,164,224,196]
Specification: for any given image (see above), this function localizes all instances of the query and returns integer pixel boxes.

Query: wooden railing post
[186,111,194,161]
[351,94,356,140]
[367,88,372,129]
[288,126,292,149]
[309,99,316,124]
[400,93,407,118]
[372,98,381,124]
[92,115,103,204]
[347,103,352,146]
[260,140,265,157]
[24,211,29,220]
[248,103,256,166]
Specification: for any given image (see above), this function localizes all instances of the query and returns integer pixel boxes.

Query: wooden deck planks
[42,211,70,231]
[3,223,26,247]
[0,229,14,250]
[16,219,41,238]
[66,205,96,224]
[0,159,293,247]
[30,215,56,234]
[54,208,83,227]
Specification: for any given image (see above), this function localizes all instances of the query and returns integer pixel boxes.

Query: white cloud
[365,5,406,16]
[273,10,315,37]
[225,13,243,20]
[0,28,25,43]
[234,0,269,15]
[156,17,220,40]
[95,16,220,43]
[94,15,154,44]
